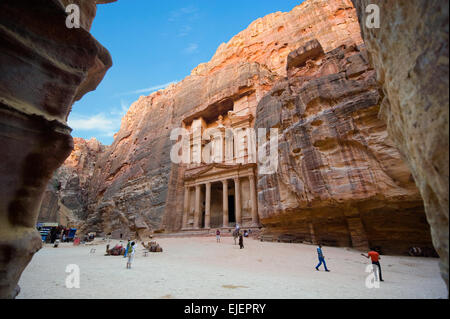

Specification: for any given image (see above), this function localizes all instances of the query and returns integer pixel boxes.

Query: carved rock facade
[81,0,367,237]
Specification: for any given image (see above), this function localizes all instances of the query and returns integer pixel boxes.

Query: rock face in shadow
[351,0,449,291]
[37,138,105,226]
[255,40,433,253]
[0,0,114,298]
[80,0,365,236]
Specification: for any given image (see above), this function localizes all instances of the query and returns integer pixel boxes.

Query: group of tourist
[118,224,384,280]
[314,244,383,281]
[215,225,384,281]
[216,224,252,249]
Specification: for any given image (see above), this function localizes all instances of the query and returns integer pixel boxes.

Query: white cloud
[68,113,119,137]
[178,25,192,37]
[183,43,199,54]
[68,99,132,139]
[114,81,178,97]
[168,6,199,22]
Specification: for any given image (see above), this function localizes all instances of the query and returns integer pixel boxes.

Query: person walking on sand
[239,233,244,249]
[124,239,131,258]
[126,241,136,269]
[315,244,330,272]
[233,229,239,245]
[361,249,384,281]
[216,229,221,243]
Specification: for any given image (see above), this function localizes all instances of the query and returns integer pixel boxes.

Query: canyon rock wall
[0,0,114,298]
[351,0,449,290]
[84,62,276,237]
[79,0,434,257]
[255,39,432,254]
[38,138,105,226]
[81,0,367,236]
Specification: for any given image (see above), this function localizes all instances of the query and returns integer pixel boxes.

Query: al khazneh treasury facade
[180,93,262,231]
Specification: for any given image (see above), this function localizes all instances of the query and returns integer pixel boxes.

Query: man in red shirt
[362,249,384,281]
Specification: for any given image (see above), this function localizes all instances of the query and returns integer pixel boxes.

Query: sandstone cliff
[74,0,434,258]
[351,0,449,290]
[38,138,105,226]
[80,0,366,237]
[255,39,432,254]
[0,0,115,298]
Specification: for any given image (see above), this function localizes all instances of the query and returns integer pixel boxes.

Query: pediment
[184,163,256,182]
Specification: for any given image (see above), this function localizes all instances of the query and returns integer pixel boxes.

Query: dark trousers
[372,261,383,281]
[316,257,329,271]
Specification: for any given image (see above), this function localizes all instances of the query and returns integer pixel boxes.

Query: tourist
[124,239,131,258]
[361,249,384,281]
[126,241,136,269]
[315,244,330,272]
[216,229,221,243]
[239,233,244,249]
[233,229,238,245]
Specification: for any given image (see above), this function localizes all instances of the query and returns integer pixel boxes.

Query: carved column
[205,182,211,229]
[182,186,190,229]
[222,179,229,227]
[234,177,242,225]
[249,174,259,226]
[194,184,201,229]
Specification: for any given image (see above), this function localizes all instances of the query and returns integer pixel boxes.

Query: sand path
[17,236,447,299]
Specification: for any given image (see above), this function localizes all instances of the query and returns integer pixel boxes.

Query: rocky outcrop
[81,0,365,236]
[255,39,433,254]
[78,0,434,259]
[351,0,449,291]
[48,0,437,274]
[0,0,114,298]
[37,138,105,226]
[193,0,362,77]
[84,62,276,236]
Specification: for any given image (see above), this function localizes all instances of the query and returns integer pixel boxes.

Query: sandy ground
[17,236,447,299]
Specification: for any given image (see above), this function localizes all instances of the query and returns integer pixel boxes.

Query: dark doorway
[228,195,235,223]
[201,201,205,228]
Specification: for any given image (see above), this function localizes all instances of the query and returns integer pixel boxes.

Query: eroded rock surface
[255,40,432,254]
[37,0,440,279]
[80,0,365,237]
[0,0,114,298]
[351,0,449,291]
[38,138,105,226]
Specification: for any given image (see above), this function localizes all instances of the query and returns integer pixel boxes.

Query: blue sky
[69,0,304,145]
